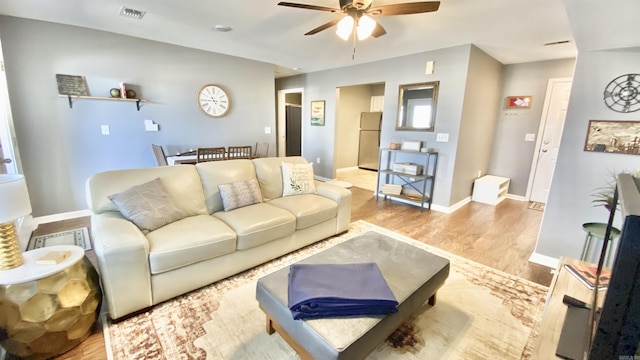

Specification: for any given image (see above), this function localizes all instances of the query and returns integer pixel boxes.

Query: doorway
[277,88,303,157]
[334,83,385,191]
[285,105,301,156]
[527,78,573,203]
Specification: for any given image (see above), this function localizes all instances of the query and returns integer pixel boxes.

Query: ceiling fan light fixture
[336,15,354,40]
[356,15,376,40]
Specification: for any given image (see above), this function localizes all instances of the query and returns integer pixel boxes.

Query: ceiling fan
[278,0,440,41]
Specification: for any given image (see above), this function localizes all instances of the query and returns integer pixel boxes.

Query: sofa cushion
[281,162,317,196]
[268,194,338,230]
[108,178,188,233]
[218,178,263,211]
[213,203,296,250]
[86,165,208,216]
[196,159,257,214]
[146,215,237,274]
[253,156,310,201]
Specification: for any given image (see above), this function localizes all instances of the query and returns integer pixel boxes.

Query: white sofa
[86,156,351,320]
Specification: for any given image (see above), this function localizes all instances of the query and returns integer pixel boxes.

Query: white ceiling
[0,0,633,78]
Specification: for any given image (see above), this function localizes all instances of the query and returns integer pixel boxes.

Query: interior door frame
[277,88,304,157]
[525,77,572,201]
[0,38,22,174]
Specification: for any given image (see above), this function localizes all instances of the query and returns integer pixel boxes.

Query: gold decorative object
[0,174,32,270]
[0,252,102,359]
[0,221,23,269]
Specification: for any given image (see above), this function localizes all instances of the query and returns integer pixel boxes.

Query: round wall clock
[603,73,640,113]
[198,84,230,117]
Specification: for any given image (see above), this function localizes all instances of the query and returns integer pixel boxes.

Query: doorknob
[2,158,12,164]
[541,149,548,153]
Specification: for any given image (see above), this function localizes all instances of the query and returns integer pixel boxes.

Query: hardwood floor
[30,186,552,360]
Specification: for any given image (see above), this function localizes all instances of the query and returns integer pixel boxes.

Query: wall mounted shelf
[59,95,147,111]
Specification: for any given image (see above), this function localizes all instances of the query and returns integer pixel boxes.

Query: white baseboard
[506,193,527,202]
[34,209,92,225]
[314,175,333,182]
[442,197,471,214]
[528,252,558,269]
[373,193,469,214]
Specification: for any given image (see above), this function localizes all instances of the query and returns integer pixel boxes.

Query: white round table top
[0,245,85,285]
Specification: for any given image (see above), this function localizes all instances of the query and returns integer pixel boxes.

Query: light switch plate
[265,127,272,134]
[525,133,536,142]
[436,133,449,142]
[101,125,110,135]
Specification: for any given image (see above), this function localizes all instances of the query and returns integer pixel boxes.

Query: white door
[0,39,21,175]
[528,78,572,203]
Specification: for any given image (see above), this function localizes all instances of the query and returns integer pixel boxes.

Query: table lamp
[0,174,32,270]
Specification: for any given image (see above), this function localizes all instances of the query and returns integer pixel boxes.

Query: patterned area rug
[104,220,548,359]
[27,227,91,251]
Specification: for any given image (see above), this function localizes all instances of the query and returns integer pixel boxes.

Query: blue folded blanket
[288,262,399,320]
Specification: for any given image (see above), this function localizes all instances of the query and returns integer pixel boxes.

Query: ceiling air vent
[119,6,146,20]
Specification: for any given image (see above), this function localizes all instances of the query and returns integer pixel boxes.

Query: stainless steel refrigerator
[358,112,382,170]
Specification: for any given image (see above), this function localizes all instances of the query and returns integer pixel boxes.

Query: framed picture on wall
[584,119,640,154]
[311,100,325,126]
[505,95,533,109]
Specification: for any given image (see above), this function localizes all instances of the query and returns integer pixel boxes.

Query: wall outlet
[316,157,320,164]
[436,133,449,142]
[525,133,536,142]
[101,125,110,135]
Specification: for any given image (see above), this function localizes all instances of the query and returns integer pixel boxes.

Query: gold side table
[0,245,102,359]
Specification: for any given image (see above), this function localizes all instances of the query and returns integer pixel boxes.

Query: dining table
[166,150,197,165]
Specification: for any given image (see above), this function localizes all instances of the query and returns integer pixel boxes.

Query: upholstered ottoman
[255,231,450,359]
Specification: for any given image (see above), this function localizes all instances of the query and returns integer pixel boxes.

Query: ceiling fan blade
[305,18,342,35]
[277,2,340,12]
[371,22,387,38]
[368,1,440,16]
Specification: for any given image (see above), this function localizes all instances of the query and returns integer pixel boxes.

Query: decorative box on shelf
[381,184,402,195]
[392,163,424,176]
[401,140,422,151]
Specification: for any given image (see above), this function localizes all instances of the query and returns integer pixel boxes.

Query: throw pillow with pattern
[108,177,187,233]
[281,162,316,196]
[218,178,263,211]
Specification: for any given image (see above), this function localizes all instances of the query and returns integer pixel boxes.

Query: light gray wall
[335,85,375,170]
[451,45,503,204]
[276,45,473,207]
[0,16,276,216]
[536,49,640,260]
[488,58,576,196]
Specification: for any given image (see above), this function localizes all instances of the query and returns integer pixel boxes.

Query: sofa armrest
[91,212,153,320]
[315,182,352,233]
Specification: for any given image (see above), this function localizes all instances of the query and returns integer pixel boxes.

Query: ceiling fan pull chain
[352,24,357,60]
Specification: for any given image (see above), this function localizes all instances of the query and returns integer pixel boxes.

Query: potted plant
[591,169,640,210]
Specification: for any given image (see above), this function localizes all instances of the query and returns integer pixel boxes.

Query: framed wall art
[505,95,532,109]
[584,120,640,154]
[311,100,325,126]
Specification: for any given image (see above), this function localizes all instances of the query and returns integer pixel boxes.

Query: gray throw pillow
[108,178,187,233]
[218,178,263,211]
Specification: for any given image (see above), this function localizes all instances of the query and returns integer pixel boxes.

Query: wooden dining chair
[253,142,269,158]
[227,146,253,159]
[151,144,168,166]
[196,147,226,163]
